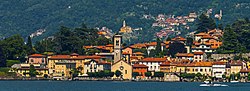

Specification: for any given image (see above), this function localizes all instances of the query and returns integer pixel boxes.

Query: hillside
[0,0,249,43]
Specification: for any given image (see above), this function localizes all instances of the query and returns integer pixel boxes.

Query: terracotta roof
[112,59,131,66]
[140,58,167,62]
[195,32,209,36]
[201,35,214,39]
[146,42,157,46]
[133,64,148,68]
[212,62,226,65]
[98,61,111,65]
[84,60,111,65]
[130,56,139,59]
[106,44,113,47]
[49,55,102,60]
[133,52,144,55]
[160,61,171,66]
[176,53,194,57]
[164,41,170,45]
[83,46,94,49]
[145,42,165,46]
[230,61,243,66]
[176,64,186,67]
[171,36,186,41]
[130,43,147,49]
[240,69,250,73]
[194,62,212,67]
[29,54,45,57]
[122,52,130,55]
[193,52,204,55]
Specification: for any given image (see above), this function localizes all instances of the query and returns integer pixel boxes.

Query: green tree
[248,72,250,81]
[26,36,35,55]
[6,60,20,67]
[145,72,152,78]
[154,72,164,77]
[186,37,193,46]
[29,64,38,77]
[0,34,26,62]
[115,70,122,78]
[196,13,216,33]
[0,46,6,67]
[155,38,162,54]
[217,25,245,53]
[132,72,139,78]
[169,41,186,57]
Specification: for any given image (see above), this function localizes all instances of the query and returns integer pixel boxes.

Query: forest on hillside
[0,0,250,43]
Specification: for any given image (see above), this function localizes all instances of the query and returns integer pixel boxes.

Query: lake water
[0,81,249,91]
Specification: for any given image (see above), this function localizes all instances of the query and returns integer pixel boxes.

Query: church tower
[123,20,126,27]
[113,34,122,63]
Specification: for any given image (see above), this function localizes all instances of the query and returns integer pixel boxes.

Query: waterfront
[0,81,249,91]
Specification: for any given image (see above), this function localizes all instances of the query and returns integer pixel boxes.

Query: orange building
[28,54,46,64]
[133,64,148,78]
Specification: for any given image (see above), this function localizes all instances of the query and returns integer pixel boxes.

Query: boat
[230,80,239,83]
[200,80,228,87]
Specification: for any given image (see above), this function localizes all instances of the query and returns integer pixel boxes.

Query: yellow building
[16,64,49,77]
[230,61,243,74]
[119,20,132,33]
[53,61,76,79]
[185,62,212,76]
[111,60,132,80]
[176,64,186,73]
[48,53,102,77]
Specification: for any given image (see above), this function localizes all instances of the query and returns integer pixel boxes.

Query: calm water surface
[0,81,249,91]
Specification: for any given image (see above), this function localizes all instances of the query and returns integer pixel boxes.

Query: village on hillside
[8,23,250,82]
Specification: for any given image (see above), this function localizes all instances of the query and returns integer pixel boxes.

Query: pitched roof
[171,36,186,41]
[145,42,165,46]
[133,52,144,55]
[201,35,214,39]
[160,61,171,66]
[106,44,114,47]
[240,69,250,73]
[163,41,170,45]
[230,61,243,66]
[133,64,148,68]
[176,53,194,57]
[195,32,209,36]
[49,55,102,60]
[212,62,226,65]
[140,57,167,62]
[122,52,130,55]
[29,54,45,57]
[193,52,204,55]
[130,43,147,49]
[112,59,131,66]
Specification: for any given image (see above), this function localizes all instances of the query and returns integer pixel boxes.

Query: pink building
[28,54,46,64]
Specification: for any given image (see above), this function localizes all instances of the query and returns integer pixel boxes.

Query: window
[31,59,34,63]
[195,69,198,72]
[125,70,127,74]
[116,40,119,46]
[200,69,203,72]
[42,58,45,63]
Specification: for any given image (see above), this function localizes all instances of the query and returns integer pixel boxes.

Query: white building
[83,59,111,75]
[193,52,207,62]
[139,58,167,72]
[212,62,226,78]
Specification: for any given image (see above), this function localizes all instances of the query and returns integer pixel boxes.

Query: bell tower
[113,34,122,63]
